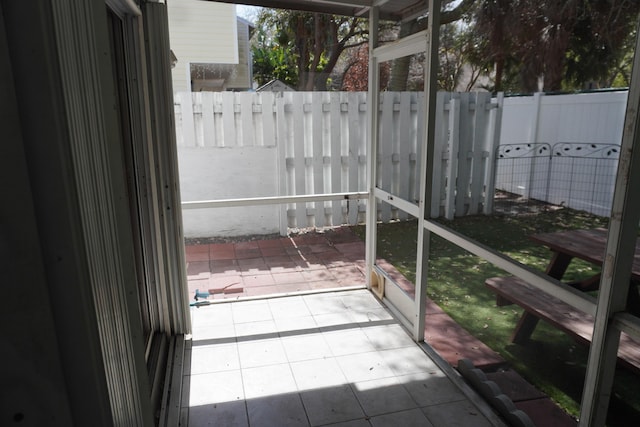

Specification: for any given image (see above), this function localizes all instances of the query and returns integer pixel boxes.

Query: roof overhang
[208,1,428,22]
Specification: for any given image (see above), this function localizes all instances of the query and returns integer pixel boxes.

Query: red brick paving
[515,399,577,427]
[185,228,366,301]
[425,311,504,369]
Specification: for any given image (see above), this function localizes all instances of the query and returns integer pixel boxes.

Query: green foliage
[438,18,492,91]
[471,0,640,93]
[566,24,637,90]
[250,8,368,90]
[251,1,638,93]
[252,28,299,88]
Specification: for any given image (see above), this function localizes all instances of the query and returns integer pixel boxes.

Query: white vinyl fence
[177,91,503,237]
[496,91,627,216]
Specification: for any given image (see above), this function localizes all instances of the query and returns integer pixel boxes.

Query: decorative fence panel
[495,143,552,203]
[548,143,619,216]
[176,91,503,237]
[495,142,620,216]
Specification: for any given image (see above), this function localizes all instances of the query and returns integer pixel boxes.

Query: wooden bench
[485,276,640,374]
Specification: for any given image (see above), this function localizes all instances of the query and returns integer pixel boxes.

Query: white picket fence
[176,91,503,237]
[432,92,503,219]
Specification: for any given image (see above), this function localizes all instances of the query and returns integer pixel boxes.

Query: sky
[237,4,260,22]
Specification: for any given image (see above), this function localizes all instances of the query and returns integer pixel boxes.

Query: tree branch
[442,0,478,25]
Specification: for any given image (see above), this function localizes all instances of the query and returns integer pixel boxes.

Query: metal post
[527,92,543,199]
[365,6,379,292]
[413,0,441,341]
[579,18,640,426]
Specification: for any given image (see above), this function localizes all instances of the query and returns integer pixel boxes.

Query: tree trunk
[494,55,504,92]
[388,56,411,91]
[388,20,423,91]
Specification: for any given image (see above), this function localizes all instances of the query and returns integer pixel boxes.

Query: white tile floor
[181,289,504,427]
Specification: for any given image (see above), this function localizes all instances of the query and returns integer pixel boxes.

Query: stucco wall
[178,146,280,237]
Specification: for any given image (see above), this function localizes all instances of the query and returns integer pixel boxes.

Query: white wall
[167,0,238,92]
[178,146,280,237]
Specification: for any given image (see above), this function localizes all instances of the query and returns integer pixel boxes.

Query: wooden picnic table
[485,228,640,372]
[530,228,640,280]
[529,227,640,288]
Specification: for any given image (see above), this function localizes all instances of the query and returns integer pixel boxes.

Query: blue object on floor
[194,289,210,301]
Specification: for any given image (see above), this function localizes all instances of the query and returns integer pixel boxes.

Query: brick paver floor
[185,227,366,301]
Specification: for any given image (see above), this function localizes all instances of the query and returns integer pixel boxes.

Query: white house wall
[168,0,238,92]
[226,18,252,89]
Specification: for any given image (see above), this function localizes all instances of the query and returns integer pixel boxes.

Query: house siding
[168,0,238,92]
[226,18,252,89]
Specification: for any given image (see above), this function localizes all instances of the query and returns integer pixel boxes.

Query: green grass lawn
[353,209,639,426]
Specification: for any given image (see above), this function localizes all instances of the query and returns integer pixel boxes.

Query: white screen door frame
[365,1,441,340]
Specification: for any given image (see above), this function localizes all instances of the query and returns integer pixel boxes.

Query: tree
[387,0,480,91]
[252,1,483,92]
[564,1,639,89]
[252,28,299,88]
[472,0,640,92]
[253,1,639,93]
[606,28,637,88]
[340,44,370,91]
[340,43,391,91]
[251,9,369,91]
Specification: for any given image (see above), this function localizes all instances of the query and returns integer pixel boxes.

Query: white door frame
[365,0,441,340]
